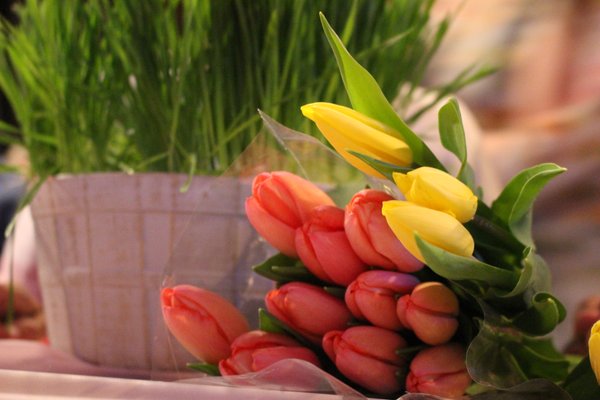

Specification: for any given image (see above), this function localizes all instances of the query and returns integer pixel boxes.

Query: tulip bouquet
[160,13,600,400]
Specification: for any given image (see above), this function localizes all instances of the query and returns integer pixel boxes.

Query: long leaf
[438,98,466,165]
[186,362,220,376]
[416,236,518,290]
[562,356,600,400]
[319,12,444,170]
[347,150,412,181]
[509,292,566,335]
[491,163,566,247]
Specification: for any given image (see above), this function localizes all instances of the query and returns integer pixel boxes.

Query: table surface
[0,340,355,399]
[0,369,350,400]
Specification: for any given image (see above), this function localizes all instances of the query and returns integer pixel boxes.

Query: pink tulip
[265,282,352,344]
[397,282,459,345]
[161,285,250,364]
[345,189,423,272]
[245,171,335,257]
[406,343,471,399]
[345,270,420,330]
[323,326,408,395]
[295,205,367,285]
[219,330,321,375]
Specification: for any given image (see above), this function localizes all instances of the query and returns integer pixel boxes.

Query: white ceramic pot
[30,173,271,371]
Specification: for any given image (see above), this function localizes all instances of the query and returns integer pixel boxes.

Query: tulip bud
[381,200,474,263]
[397,282,459,345]
[406,343,471,399]
[345,270,419,330]
[161,285,250,364]
[590,320,600,383]
[219,330,321,376]
[245,171,335,257]
[344,189,423,272]
[301,102,412,178]
[265,282,353,344]
[393,167,478,223]
[323,326,408,395]
[295,205,367,285]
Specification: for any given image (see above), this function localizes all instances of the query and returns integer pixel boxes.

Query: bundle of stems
[0,0,491,177]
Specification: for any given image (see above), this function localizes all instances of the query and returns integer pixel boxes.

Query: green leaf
[467,322,570,389]
[319,13,444,170]
[186,362,221,376]
[466,213,525,262]
[467,323,528,388]
[258,308,319,352]
[5,174,49,239]
[491,163,566,247]
[0,120,20,135]
[496,248,552,301]
[258,308,288,335]
[437,98,481,193]
[347,150,412,181]
[252,252,324,285]
[0,164,20,174]
[415,236,518,290]
[506,336,570,382]
[438,98,466,166]
[323,286,346,299]
[562,356,600,400]
[510,292,566,335]
[459,162,481,198]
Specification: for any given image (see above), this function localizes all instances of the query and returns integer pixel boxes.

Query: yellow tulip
[590,320,600,383]
[301,102,412,178]
[393,167,478,223]
[381,200,474,263]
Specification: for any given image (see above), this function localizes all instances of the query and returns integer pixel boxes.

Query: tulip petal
[590,321,600,383]
[382,201,474,262]
[359,270,420,293]
[271,171,336,222]
[322,330,341,361]
[161,286,249,364]
[344,281,364,320]
[341,326,406,364]
[392,167,477,223]
[345,208,395,269]
[252,346,321,371]
[407,344,470,399]
[334,344,403,395]
[345,190,423,272]
[219,330,320,375]
[353,289,402,330]
[256,180,302,227]
[265,283,352,344]
[294,228,330,282]
[309,229,366,285]
[301,103,412,177]
[396,295,411,328]
[406,307,458,345]
[246,197,298,257]
[410,282,459,316]
[346,271,419,330]
[366,213,423,272]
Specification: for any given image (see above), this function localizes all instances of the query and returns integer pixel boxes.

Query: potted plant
[0,0,490,372]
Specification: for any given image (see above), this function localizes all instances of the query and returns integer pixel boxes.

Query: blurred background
[427,0,600,347]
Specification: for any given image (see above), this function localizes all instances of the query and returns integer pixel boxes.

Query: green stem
[470,214,525,254]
